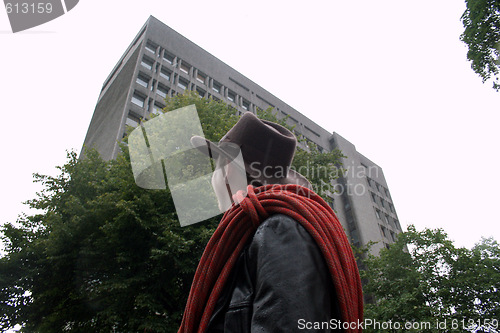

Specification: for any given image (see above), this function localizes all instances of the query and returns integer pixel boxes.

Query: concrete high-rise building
[83,16,402,255]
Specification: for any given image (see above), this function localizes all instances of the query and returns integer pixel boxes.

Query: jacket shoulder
[250,213,316,256]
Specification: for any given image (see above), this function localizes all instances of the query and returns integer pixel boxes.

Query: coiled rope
[178,184,363,332]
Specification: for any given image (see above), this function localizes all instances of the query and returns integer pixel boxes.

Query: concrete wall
[82,46,141,160]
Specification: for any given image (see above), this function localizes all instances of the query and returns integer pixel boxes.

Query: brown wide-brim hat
[191,112,311,189]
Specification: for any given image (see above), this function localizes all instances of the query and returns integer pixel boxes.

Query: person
[182,112,362,333]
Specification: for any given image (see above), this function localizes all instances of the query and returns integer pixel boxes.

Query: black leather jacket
[207,214,342,332]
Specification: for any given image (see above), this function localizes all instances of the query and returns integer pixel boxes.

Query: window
[163,52,174,64]
[141,56,154,70]
[389,203,395,213]
[131,92,145,108]
[196,71,206,84]
[375,209,381,219]
[242,99,250,110]
[145,40,158,54]
[346,215,356,230]
[390,231,396,242]
[177,78,189,90]
[395,220,401,230]
[160,67,171,81]
[384,214,390,224]
[380,225,387,237]
[371,192,377,203]
[212,80,222,93]
[152,102,164,115]
[126,112,141,127]
[385,189,390,198]
[196,86,206,98]
[180,62,191,74]
[156,84,169,98]
[136,73,150,88]
[227,90,236,102]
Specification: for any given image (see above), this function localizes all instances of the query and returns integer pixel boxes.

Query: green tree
[449,237,500,332]
[362,225,500,332]
[461,0,500,91]
[0,93,345,332]
[0,148,217,332]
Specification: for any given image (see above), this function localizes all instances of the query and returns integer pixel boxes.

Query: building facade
[83,16,402,255]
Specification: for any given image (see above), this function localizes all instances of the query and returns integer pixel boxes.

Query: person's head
[191,112,311,211]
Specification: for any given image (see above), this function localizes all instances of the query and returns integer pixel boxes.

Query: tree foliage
[362,225,500,332]
[461,0,500,91]
[0,93,345,332]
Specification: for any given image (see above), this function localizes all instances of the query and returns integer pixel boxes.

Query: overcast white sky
[1,0,498,250]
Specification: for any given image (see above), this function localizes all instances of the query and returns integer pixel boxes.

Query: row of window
[370,190,395,213]
[132,81,221,116]
[374,207,401,231]
[145,39,176,66]
[141,55,183,86]
[366,176,391,199]
[124,98,164,134]
[137,69,172,87]
[142,38,324,150]
[136,73,170,97]
[130,91,166,116]
[142,40,254,111]
[138,60,252,113]
[126,112,141,128]
[141,54,188,82]
[380,224,397,242]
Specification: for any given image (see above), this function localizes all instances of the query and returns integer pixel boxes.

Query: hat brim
[190,135,312,189]
[190,135,244,167]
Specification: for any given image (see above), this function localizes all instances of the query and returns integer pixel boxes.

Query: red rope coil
[178,184,363,332]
